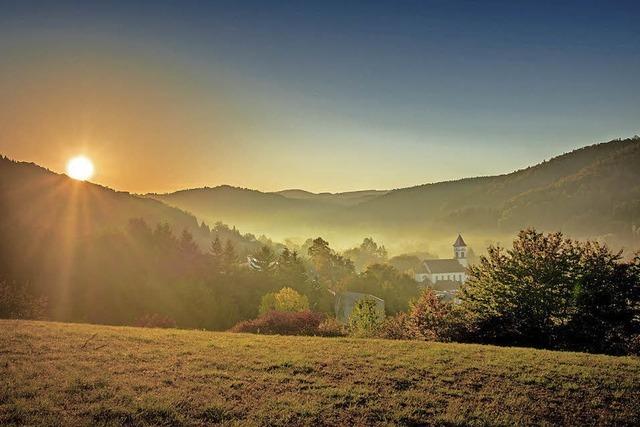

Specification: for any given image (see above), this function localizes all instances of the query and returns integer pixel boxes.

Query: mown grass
[1,320,639,426]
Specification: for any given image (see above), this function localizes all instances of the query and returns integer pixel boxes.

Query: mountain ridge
[148,137,640,251]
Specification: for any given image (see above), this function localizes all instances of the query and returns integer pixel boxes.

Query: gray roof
[424,259,466,274]
[415,263,429,274]
[337,291,384,303]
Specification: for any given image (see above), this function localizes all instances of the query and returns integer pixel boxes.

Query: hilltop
[150,137,640,252]
[1,320,639,426]
[0,156,209,243]
[0,155,263,258]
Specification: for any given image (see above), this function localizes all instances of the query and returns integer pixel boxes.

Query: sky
[0,0,639,193]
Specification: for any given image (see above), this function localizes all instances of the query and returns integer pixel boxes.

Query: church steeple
[453,234,468,267]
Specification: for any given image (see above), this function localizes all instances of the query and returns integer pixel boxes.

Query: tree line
[2,216,638,354]
[0,217,419,330]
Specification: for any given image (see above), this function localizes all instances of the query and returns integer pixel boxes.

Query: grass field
[1,320,639,426]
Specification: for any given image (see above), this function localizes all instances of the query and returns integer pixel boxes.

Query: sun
[66,155,95,181]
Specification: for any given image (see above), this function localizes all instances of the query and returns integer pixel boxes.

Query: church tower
[453,234,468,267]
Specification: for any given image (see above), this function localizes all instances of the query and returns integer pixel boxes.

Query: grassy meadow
[1,320,639,426]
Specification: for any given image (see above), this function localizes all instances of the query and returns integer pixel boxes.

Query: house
[334,291,385,324]
[415,234,469,285]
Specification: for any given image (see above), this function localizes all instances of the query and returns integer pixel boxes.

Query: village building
[415,234,469,287]
[334,291,385,324]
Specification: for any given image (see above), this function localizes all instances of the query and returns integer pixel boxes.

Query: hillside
[0,156,210,242]
[355,137,640,231]
[275,189,388,206]
[0,157,266,323]
[1,320,639,426]
[149,137,640,253]
[0,156,264,253]
[149,185,336,237]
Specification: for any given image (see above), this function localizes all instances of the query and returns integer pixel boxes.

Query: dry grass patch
[1,320,639,426]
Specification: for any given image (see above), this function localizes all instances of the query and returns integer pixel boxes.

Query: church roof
[431,280,462,291]
[423,259,466,274]
[453,234,467,247]
[415,263,429,274]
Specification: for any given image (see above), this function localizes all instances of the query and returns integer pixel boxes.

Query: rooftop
[424,259,466,274]
[453,234,467,247]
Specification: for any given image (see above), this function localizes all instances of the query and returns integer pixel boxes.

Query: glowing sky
[1,0,639,193]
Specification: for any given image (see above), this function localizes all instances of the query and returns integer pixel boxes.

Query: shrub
[0,280,48,320]
[230,310,333,336]
[134,313,177,329]
[258,287,310,315]
[377,312,412,340]
[317,317,346,337]
[407,289,451,341]
[349,297,384,337]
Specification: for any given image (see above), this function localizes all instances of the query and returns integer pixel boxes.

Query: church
[415,234,469,286]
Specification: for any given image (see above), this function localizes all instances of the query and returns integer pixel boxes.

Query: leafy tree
[307,237,355,288]
[387,254,424,275]
[407,288,458,341]
[344,264,419,314]
[459,228,640,353]
[343,237,388,272]
[259,287,310,315]
[275,248,312,296]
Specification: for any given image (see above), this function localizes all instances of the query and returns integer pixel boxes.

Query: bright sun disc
[66,156,95,181]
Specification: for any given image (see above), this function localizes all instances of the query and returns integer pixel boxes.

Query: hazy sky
[1,0,639,193]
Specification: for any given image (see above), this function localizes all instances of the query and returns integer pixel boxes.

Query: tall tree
[459,228,640,353]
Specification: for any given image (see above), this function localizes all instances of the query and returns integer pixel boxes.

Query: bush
[378,289,474,343]
[134,313,177,329]
[230,310,336,336]
[317,317,346,337]
[377,312,412,340]
[258,287,309,315]
[407,289,449,341]
[0,280,48,320]
[349,297,384,337]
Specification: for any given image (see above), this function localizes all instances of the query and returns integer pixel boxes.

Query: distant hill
[148,185,337,241]
[150,137,640,253]
[350,137,640,231]
[275,189,388,206]
[0,156,263,282]
[0,156,206,238]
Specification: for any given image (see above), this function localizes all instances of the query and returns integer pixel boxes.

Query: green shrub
[349,297,384,337]
[259,287,310,315]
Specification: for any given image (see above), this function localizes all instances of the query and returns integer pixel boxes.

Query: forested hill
[0,156,263,259]
[351,137,640,230]
[0,156,207,241]
[150,137,640,251]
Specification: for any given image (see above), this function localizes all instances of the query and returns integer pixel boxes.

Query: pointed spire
[453,234,467,247]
